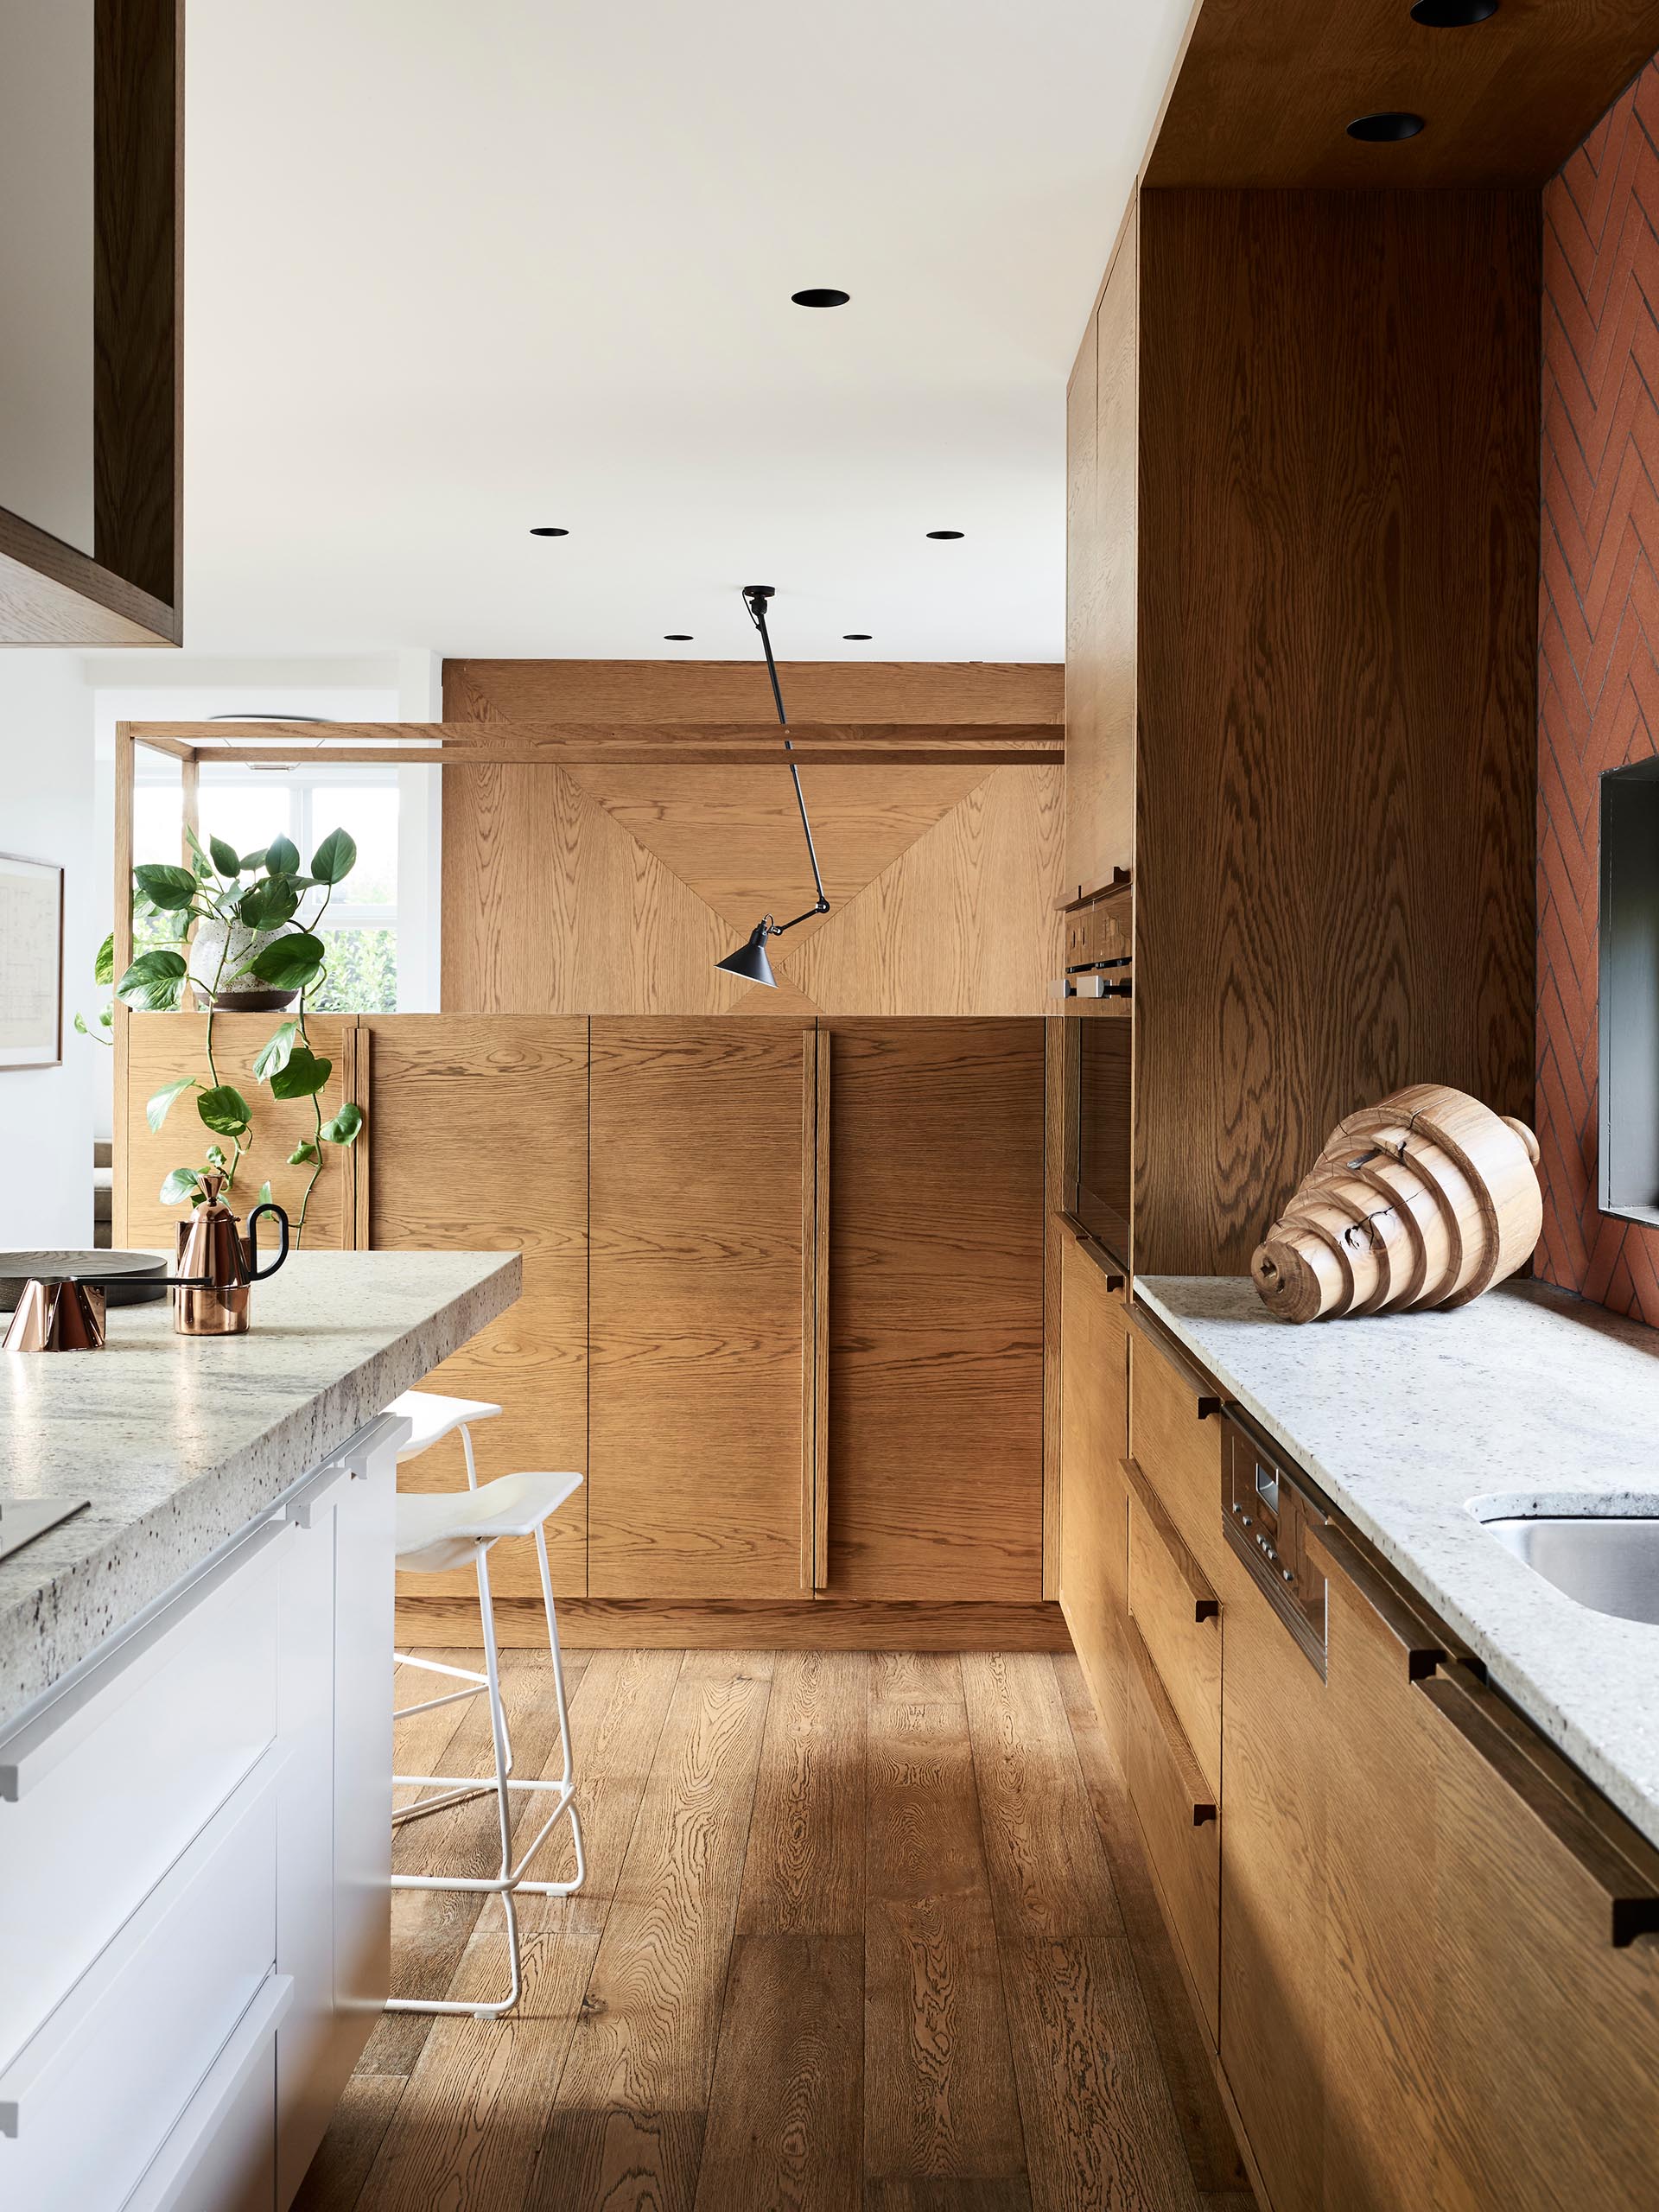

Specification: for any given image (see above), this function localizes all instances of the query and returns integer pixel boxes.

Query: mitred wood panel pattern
[1538,61,1659,1325]
[1135,189,1538,1274]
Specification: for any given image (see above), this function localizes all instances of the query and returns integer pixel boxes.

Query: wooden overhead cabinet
[0,0,183,645]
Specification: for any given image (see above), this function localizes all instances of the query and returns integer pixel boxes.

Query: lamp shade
[715,919,776,987]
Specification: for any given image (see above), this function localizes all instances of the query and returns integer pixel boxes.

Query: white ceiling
[182,0,1188,665]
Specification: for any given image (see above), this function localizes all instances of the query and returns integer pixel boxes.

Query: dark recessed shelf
[1054,868,1132,914]
[1410,0,1497,22]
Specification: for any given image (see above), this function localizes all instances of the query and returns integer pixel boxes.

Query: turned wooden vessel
[1250,1083,1542,1324]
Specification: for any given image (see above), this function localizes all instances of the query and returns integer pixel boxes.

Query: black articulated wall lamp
[714,585,830,986]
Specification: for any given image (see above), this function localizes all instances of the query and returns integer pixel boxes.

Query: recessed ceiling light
[664,633,693,641]
[791,288,849,308]
[1347,111,1426,141]
[926,530,965,541]
[530,525,569,537]
[1410,0,1496,21]
[842,632,873,641]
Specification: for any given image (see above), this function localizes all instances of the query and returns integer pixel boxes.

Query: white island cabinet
[0,1249,520,2212]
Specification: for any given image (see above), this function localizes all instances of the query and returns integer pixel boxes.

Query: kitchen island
[0,1250,520,2212]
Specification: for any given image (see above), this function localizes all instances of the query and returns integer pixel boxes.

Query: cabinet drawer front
[0,1775,277,2209]
[1124,1630,1220,2043]
[1128,1484,1222,1798]
[1128,1319,1225,1584]
[0,1525,283,2069]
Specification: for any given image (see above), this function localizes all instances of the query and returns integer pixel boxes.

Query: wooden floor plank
[960,1653,1123,1941]
[737,1649,869,1936]
[864,2181,1034,2210]
[692,1935,864,2212]
[530,1650,774,2212]
[1052,1656,1249,2202]
[350,1649,683,2212]
[865,1657,1027,2187]
[291,2075,408,2212]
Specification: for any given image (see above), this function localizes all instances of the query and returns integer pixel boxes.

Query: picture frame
[0,852,66,1071]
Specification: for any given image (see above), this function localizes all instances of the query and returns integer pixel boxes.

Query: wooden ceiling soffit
[1143,0,1659,188]
[779,764,1065,1016]
[442,657,1066,725]
[563,763,990,945]
[728,976,826,1017]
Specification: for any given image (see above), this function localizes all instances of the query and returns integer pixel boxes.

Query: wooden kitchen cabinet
[1058,1232,1131,1735]
[588,1017,816,1598]
[821,1019,1045,1599]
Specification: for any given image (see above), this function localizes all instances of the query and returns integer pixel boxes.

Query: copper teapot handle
[245,1202,290,1282]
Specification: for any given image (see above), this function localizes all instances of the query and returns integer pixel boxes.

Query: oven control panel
[1221,1413,1328,1676]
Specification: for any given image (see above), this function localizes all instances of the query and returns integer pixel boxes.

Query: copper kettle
[173,1173,290,1336]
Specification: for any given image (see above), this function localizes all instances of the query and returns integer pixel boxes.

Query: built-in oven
[1063,1012,1132,1271]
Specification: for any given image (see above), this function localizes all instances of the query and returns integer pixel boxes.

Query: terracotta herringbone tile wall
[1539,59,1659,1325]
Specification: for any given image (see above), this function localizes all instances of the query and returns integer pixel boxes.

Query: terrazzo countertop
[1137,1274,1659,1847]
[0,1249,520,1728]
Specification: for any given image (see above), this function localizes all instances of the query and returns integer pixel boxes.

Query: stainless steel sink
[1485,1516,1659,1626]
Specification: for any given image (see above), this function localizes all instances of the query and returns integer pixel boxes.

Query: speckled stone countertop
[1137,1274,1659,1847]
[0,1250,519,1728]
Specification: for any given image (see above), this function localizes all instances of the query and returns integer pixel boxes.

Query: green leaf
[270,1046,331,1101]
[145,1075,195,1132]
[159,1166,201,1206]
[258,1179,273,1206]
[265,835,301,876]
[287,1140,318,1165]
[116,949,188,1009]
[239,846,269,873]
[73,1009,87,1036]
[133,863,201,912]
[235,875,300,931]
[93,932,114,986]
[205,1144,228,1167]
[320,1101,364,1146]
[197,1083,252,1137]
[208,835,243,880]
[309,828,358,885]
[252,1020,298,1081]
[238,931,324,991]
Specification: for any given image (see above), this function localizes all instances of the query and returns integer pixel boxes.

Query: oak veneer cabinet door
[365,1017,589,1596]
[1058,1233,1130,1739]
[822,1018,1044,1599]
[1427,1661,1659,2212]
[588,1018,814,1598]
[1218,1547,1327,2212]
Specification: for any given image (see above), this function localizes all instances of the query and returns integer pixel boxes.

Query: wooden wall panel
[782,766,1065,1016]
[441,760,748,1016]
[364,1017,588,1598]
[587,1018,814,1598]
[1064,207,1138,902]
[823,1019,1045,1600]
[122,1013,356,1254]
[1133,189,1538,1275]
[443,658,1065,724]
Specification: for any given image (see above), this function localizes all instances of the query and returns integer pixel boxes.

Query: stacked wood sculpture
[1250,1083,1542,1324]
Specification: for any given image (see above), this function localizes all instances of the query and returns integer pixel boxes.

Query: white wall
[0,651,96,1248]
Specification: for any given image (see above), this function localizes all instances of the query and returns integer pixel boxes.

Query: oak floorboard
[692,1935,864,2212]
[291,2075,407,2212]
[530,1651,774,2212]
[960,1653,1122,1941]
[1052,1656,1249,2201]
[865,1656,1026,2187]
[350,1649,683,2212]
[736,1649,869,1936]
[864,2182,1034,2210]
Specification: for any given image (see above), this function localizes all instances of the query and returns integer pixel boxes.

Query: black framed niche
[1599,758,1659,1224]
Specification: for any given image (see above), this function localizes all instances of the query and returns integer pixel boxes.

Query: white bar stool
[384,1389,586,2019]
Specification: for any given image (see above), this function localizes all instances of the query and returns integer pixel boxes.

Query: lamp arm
[744,584,830,926]
[770,894,830,938]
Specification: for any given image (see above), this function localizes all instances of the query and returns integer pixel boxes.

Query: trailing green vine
[114,826,366,1244]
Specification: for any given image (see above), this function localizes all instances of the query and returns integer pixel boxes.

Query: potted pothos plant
[115,826,366,1243]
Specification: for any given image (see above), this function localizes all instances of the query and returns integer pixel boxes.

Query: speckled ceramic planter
[188,917,301,1012]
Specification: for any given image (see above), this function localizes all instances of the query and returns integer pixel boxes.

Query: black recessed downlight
[926,529,965,540]
[664,633,693,641]
[1347,110,1426,141]
[530,525,569,537]
[1410,0,1497,21]
[843,632,873,641]
[791,287,850,308]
